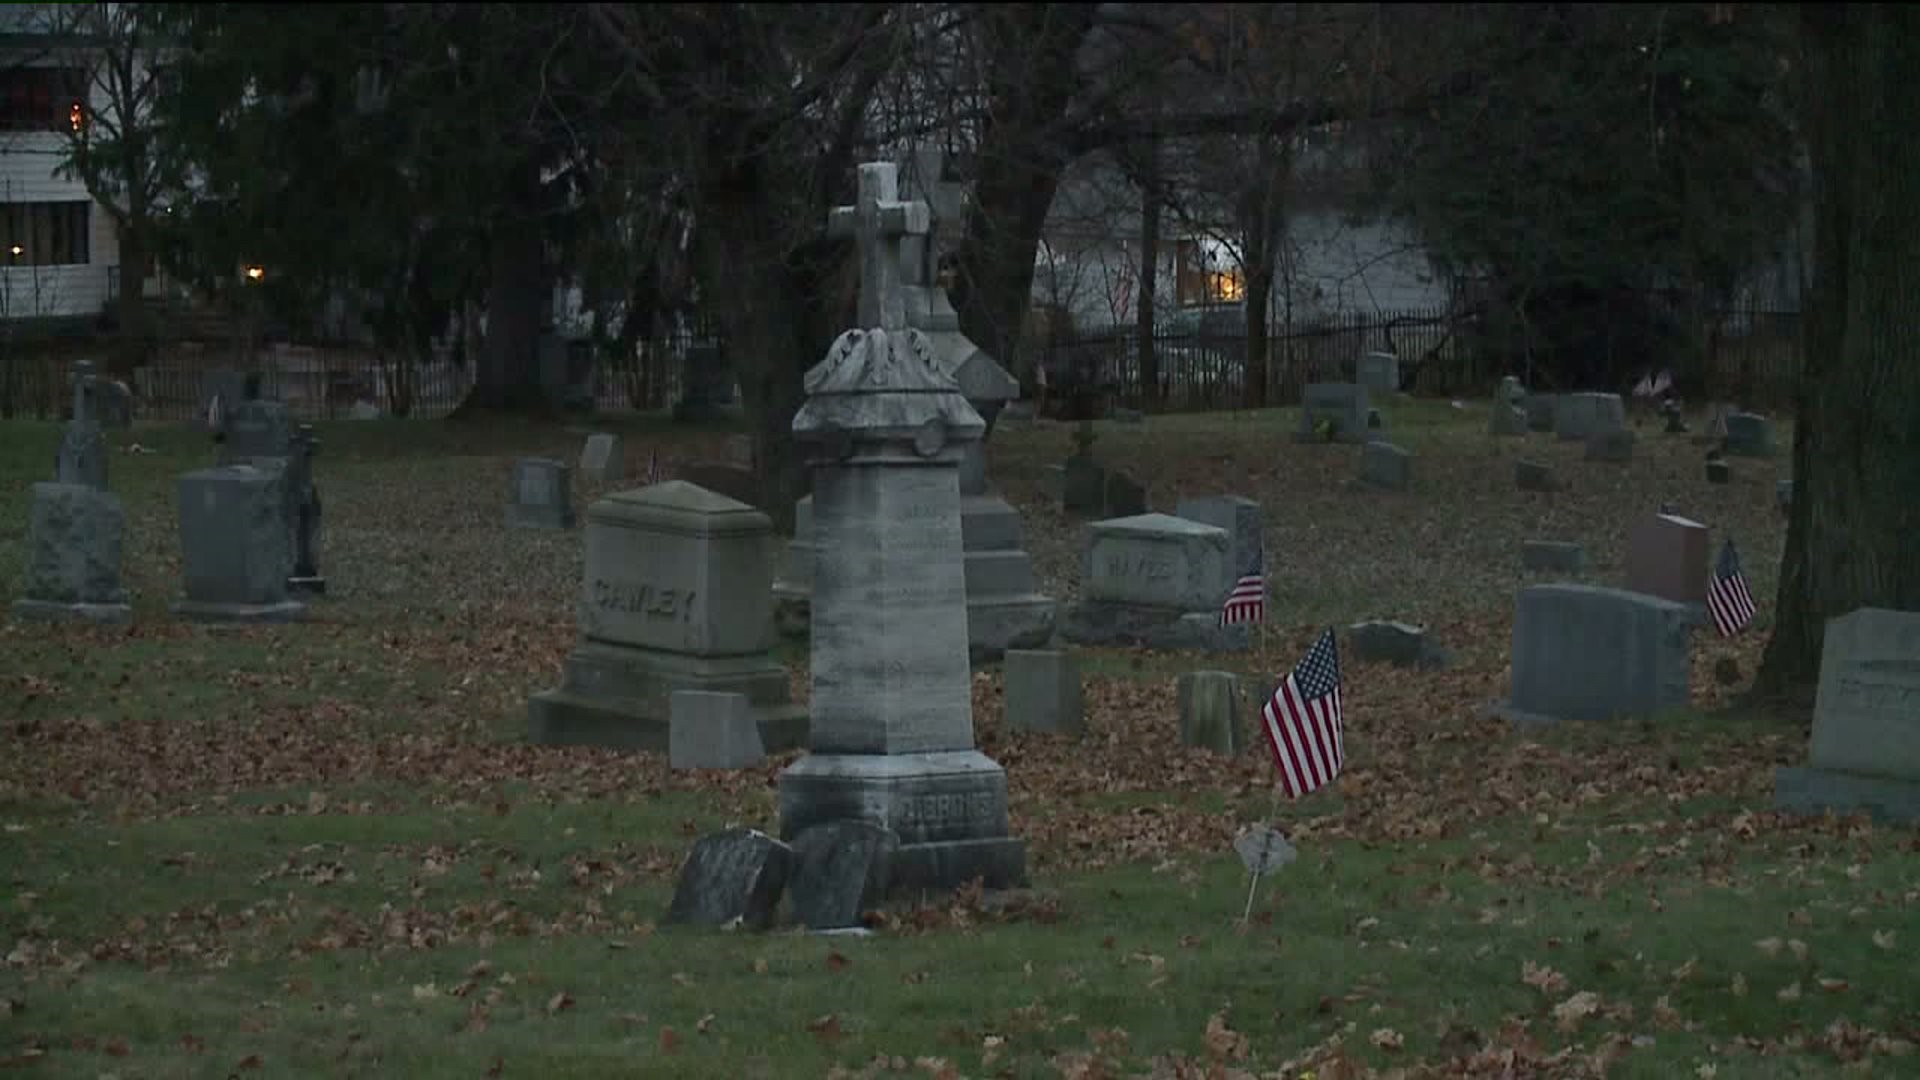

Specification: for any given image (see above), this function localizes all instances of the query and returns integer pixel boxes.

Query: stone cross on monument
[827,164,931,333]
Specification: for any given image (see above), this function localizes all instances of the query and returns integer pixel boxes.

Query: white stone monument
[776,162,1027,893]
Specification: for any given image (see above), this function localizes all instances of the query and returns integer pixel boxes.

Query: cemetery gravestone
[1490,399,1529,436]
[1661,399,1689,434]
[1348,620,1448,670]
[777,161,1026,895]
[1061,453,1108,515]
[1177,670,1245,754]
[55,360,108,491]
[1623,513,1709,620]
[171,464,308,622]
[1497,584,1689,725]
[665,828,793,929]
[1358,351,1399,395]
[1554,392,1627,442]
[218,398,293,465]
[506,458,575,530]
[196,369,249,432]
[1724,412,1776,457]
[1003,649,1084,736]
[1775,608,1920,822]
[11,482,132,623]
[579,432,624,485]
[1060,513,1247,652]
[1707,460,1731,484]
[1359,441,1412,491]
[1296,383,1371,444]
[788,820,899,931]
[1174,494,1263,612]
[527,481,806,752]
[1523,392,1559,432]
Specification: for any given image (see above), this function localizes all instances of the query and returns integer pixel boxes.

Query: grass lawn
[4,401,1916,1079]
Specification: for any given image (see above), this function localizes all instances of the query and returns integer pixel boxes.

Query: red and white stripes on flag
[1706,538,1757,637]
[1260,628,1345,798]
[1221,545,1266,626]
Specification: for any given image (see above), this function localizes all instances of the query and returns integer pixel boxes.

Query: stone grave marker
[1061,454,1107,515]
[1775,608,1920,822]
[1174,494,1263,609]
[1060,513,1246,652]
[507,457,575,530]
[1707,459,1731,484]
[218,397,293,465]
[1104,471,1148,516]
[1490,400,1528,436]
[1554,392,1626,442]
[11,482,131,623]
[171,464,307,623]
[1496,584,1689,725]
[1358,351,1399,394]
[1584,429,1634,463]
[1359,441,1412,490]
[1661,399,1688,434]
[669,690,767,770]
[1516,459,1559,493]
[1296,383,1371,444]
[1522,540,1585,574]
[1623,513,1709,620]
[1495,376,1525,405]
[1004,649,1084,736]
[528,481,806,752]
[1177,670,1245,754]
[196,369,249,433]
[55,360,108,491]
[665,828,793,929]
[579,432,624,485]
[776,160,1026,896]
[1348,620,1448,670]
[1523,392,1558,432]
[788,820,898,931]
[1724,412,1775,457]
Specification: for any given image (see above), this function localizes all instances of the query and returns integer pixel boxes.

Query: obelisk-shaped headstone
[778,162,1027,896]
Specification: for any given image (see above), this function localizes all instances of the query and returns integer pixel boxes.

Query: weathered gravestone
[1003,649,1084,736]
[1661,398,1689,434]
[668,689,767,770]
[1358,351,1400,395]
[579,432,624,485]
[1775,608,1920,822]
[1496,584,1689,726]
[1348,620,1449,670]
[11,482,131,624]
[1296,383,1371,444]
[1177,670,1245,754]
[170,464,308,623]
[1359,441,1412,491]
[1489,399,1529,436]
[217,397,293,465]
[788,820,899,931]
[196,369,250,433]
[527,481,806,752]
[1554,392,1627,442]
[1724,412,1776,457]
[1624,513,1709,621]
[665,828,793,929]
[1523,392,1558,433]
[506,458,575,530]
[776,161,1026,897]
[1060,513,1247,652]
[1707,459,1731,485]
[1174,494,1264,616]
[54,360,107,491]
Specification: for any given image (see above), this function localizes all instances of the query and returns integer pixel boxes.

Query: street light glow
[245,265,265,281]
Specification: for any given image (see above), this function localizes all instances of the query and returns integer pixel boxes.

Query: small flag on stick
[1706,538,1757,637]
[1221,545,1266,626]
[1260,628,1344,798]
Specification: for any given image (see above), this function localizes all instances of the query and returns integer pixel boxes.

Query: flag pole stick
[1239,782,1286,926]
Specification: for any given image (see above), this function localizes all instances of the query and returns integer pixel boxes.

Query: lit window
[1210,272,1244,303]
[68,101,83,131]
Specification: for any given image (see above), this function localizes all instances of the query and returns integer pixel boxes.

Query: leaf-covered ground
[4,402,1915,1079]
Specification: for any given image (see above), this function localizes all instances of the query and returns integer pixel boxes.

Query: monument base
[779,750,1028,891]
[1775,766,1920,824]
[169,598,308,623]
[11,598,132,624]
[527,639,807,753]
[288,575,327,596]
[1058,600,1249,653]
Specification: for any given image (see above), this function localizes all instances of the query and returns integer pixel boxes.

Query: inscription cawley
[589,578,696,622]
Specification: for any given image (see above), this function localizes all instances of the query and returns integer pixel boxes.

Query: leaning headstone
[579,432,624,485]
[1177,671,1245,754]
[11,483,132,623]
[1059,513,1247,652]
[1706,459,1731,485]
[788,820,899,931]
[1347,620,1440,669]
[1554,392,1627,442]
[528,482,806,752]
[1003,649,1084,736]
[506,458,575,530]
[1358,351,1399,395]
[669,690,767,770]
[1359,441,1412,491]
[1775,608,1920,823]
[1296,382,1371,444]
[170,464,307,623]
[1623,513,1709,620]
[775,161,1026,895]
[665,828,793,929]
[1724,412,1775,457]
[1522,540,1585,574]
[54,361,107,491]
[1584,429,1635,463]
[1515,459,1559,493]
[1496,584,1690,725]
[1523,392,1558,433]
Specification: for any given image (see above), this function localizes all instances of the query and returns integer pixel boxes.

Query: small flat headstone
[1776,608,1920,822]
[664,828,793,929]
[1177,670,1245,755]
[1555,392,1626,442]
[1523,393,1558,432]
[1347,620,1427,667]
[1707,460,1731,485]
[669,690,767,769]
[1359,441,1411,491]
[1297,383,1370,443]
[579,432,624,484]
[1502,584,1691,725]
[1724,412,1775,457]
[507,458,575,530]
[1358,352,1399,395]
[1515,459,1559,493]
[787,821,899,931]
[1003,649,1084,735]
[1522,540,1585,574]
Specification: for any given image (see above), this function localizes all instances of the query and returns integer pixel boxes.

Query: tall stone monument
[777,162,1027,893]
[55,360,108,490]
[773,146,1054,660]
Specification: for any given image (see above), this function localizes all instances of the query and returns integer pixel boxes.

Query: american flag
[1632,369,1673,398]
[1221,545,1266,625]
[1260,628,1345,798]
[1706,538,1757,637]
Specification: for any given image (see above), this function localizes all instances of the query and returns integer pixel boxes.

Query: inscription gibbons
[897,790,997,830]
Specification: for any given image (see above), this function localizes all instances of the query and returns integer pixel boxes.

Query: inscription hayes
[590,579,695,622]
[1104,553,1173,582]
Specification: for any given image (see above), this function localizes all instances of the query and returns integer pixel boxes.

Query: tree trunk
[1757,4,1920,693]
[456,160,550,415]
[112,227,147,379]
[1134,141,1163,407]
